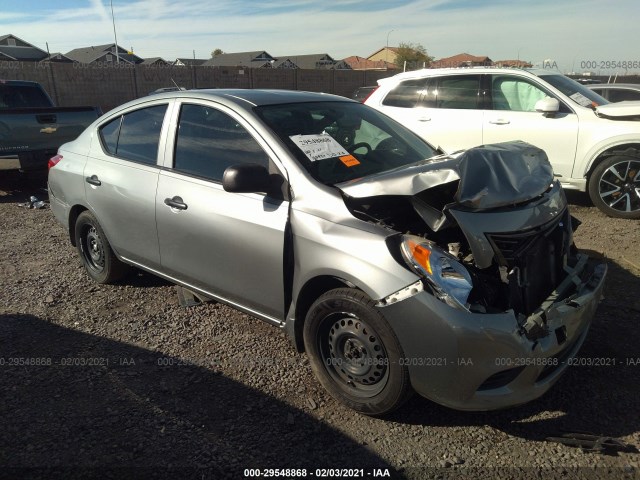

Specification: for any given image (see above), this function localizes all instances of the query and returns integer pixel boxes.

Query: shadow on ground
[0,168,48,204]
[0,313,394,479]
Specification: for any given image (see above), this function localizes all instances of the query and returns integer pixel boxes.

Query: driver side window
[491,76,548,112]
[173,103,270,182]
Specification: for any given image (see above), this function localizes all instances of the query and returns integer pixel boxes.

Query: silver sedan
[48,89,606,415]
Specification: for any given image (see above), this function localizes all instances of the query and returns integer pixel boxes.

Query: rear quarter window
[382,78,428,108]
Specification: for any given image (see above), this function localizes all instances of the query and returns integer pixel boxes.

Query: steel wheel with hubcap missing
[303,288,411,415]
[589,155,640,219]
[75,211,129,283]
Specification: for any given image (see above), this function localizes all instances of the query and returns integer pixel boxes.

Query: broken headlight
[400,235,473,311]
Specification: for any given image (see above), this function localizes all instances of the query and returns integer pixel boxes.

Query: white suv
[365,68,640,218]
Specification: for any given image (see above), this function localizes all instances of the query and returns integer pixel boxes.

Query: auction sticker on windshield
[290,134,349,162]
[569,92,594,107]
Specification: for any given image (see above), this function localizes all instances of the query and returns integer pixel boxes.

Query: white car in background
[587,83,640,103]
[365,68,640,219]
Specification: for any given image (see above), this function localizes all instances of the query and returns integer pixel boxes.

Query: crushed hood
[595,101,640,119]
[338,141,554,210]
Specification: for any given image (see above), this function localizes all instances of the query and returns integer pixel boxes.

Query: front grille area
[486,209,571,316]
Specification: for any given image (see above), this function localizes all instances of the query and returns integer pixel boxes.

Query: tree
[211,48,224,58]
[394,42,434,71]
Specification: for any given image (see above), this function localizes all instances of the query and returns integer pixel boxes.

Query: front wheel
[588,155,640,219]
[303,288,411,415]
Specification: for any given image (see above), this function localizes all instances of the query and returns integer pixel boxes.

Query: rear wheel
[75,211,129,283]
[303,288,411,415]
[588,155,640,219]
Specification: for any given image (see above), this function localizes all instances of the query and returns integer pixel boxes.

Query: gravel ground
[0,170,639,480]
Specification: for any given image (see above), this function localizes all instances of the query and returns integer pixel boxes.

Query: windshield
[538,74,608,108]
[255,101,437,185]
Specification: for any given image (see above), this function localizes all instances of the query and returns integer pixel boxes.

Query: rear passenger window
[98,104,168,165]
[435,76,480,109]
[173,103,270,182]
[382,78,428,108]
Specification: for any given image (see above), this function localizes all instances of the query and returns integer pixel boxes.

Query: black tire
[303,288,411,415]
[74,211,129,283]
[588,155,640,219]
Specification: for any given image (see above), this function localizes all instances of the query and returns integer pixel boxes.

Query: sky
[1,0,638,74]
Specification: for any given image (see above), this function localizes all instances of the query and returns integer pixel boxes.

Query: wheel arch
[68,204,89,247]
[288,275,358,353]
[585,143,640,181]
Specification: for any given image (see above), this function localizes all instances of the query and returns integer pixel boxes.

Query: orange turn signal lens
[406,239,432,275]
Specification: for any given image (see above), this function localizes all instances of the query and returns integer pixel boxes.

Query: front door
[155,102,289,320]
[483,74,579,179]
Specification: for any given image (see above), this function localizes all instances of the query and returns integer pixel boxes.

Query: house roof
[65,43,143,64]
[272,58,297,69]
[174,58,208,66]
[141,57,168,65]
[274,53,336,69]
[40,52,75,63]
[0,51,17,61]
[203,51,276,67]
[367,46,400,59]
[431,53,492,68]
[342,55,397,70]
[333,60,352,70]
[494,59,533,68]
[0,34,48,61]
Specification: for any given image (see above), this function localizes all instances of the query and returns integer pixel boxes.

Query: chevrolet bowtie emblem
[40,127,58,134]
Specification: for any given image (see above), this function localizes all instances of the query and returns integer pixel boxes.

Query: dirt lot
[1,169,639,480]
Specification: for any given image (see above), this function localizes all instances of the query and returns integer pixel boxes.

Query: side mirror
[222,163,271,193]
[534,97,560,114]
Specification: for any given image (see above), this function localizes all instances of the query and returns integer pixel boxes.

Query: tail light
[48,154,62,170]
[361,86,379,103]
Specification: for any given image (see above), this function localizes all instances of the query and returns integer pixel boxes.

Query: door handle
[418,116,431,122]
[164,196,188,211]
[488,119,510,125]
[85,175,101,186]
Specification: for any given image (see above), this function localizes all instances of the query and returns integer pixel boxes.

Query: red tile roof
[342,55,397,70]
[431,53,492,68]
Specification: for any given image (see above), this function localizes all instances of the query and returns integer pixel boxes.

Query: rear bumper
[48,181,71,231]
[380,259,607,411]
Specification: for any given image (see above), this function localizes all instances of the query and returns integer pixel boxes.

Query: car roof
[376,67,566,86]
[146,89,353,107]
[586,83,640,89]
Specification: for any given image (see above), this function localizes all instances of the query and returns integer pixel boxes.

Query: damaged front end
[338,141,607,409]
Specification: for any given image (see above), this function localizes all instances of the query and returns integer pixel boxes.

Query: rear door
[375,74,484,152]
[155,100,289,321]
[483,74,579,179]
[84,101,172,268]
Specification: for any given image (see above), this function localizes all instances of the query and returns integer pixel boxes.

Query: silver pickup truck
[0,80,101,170]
